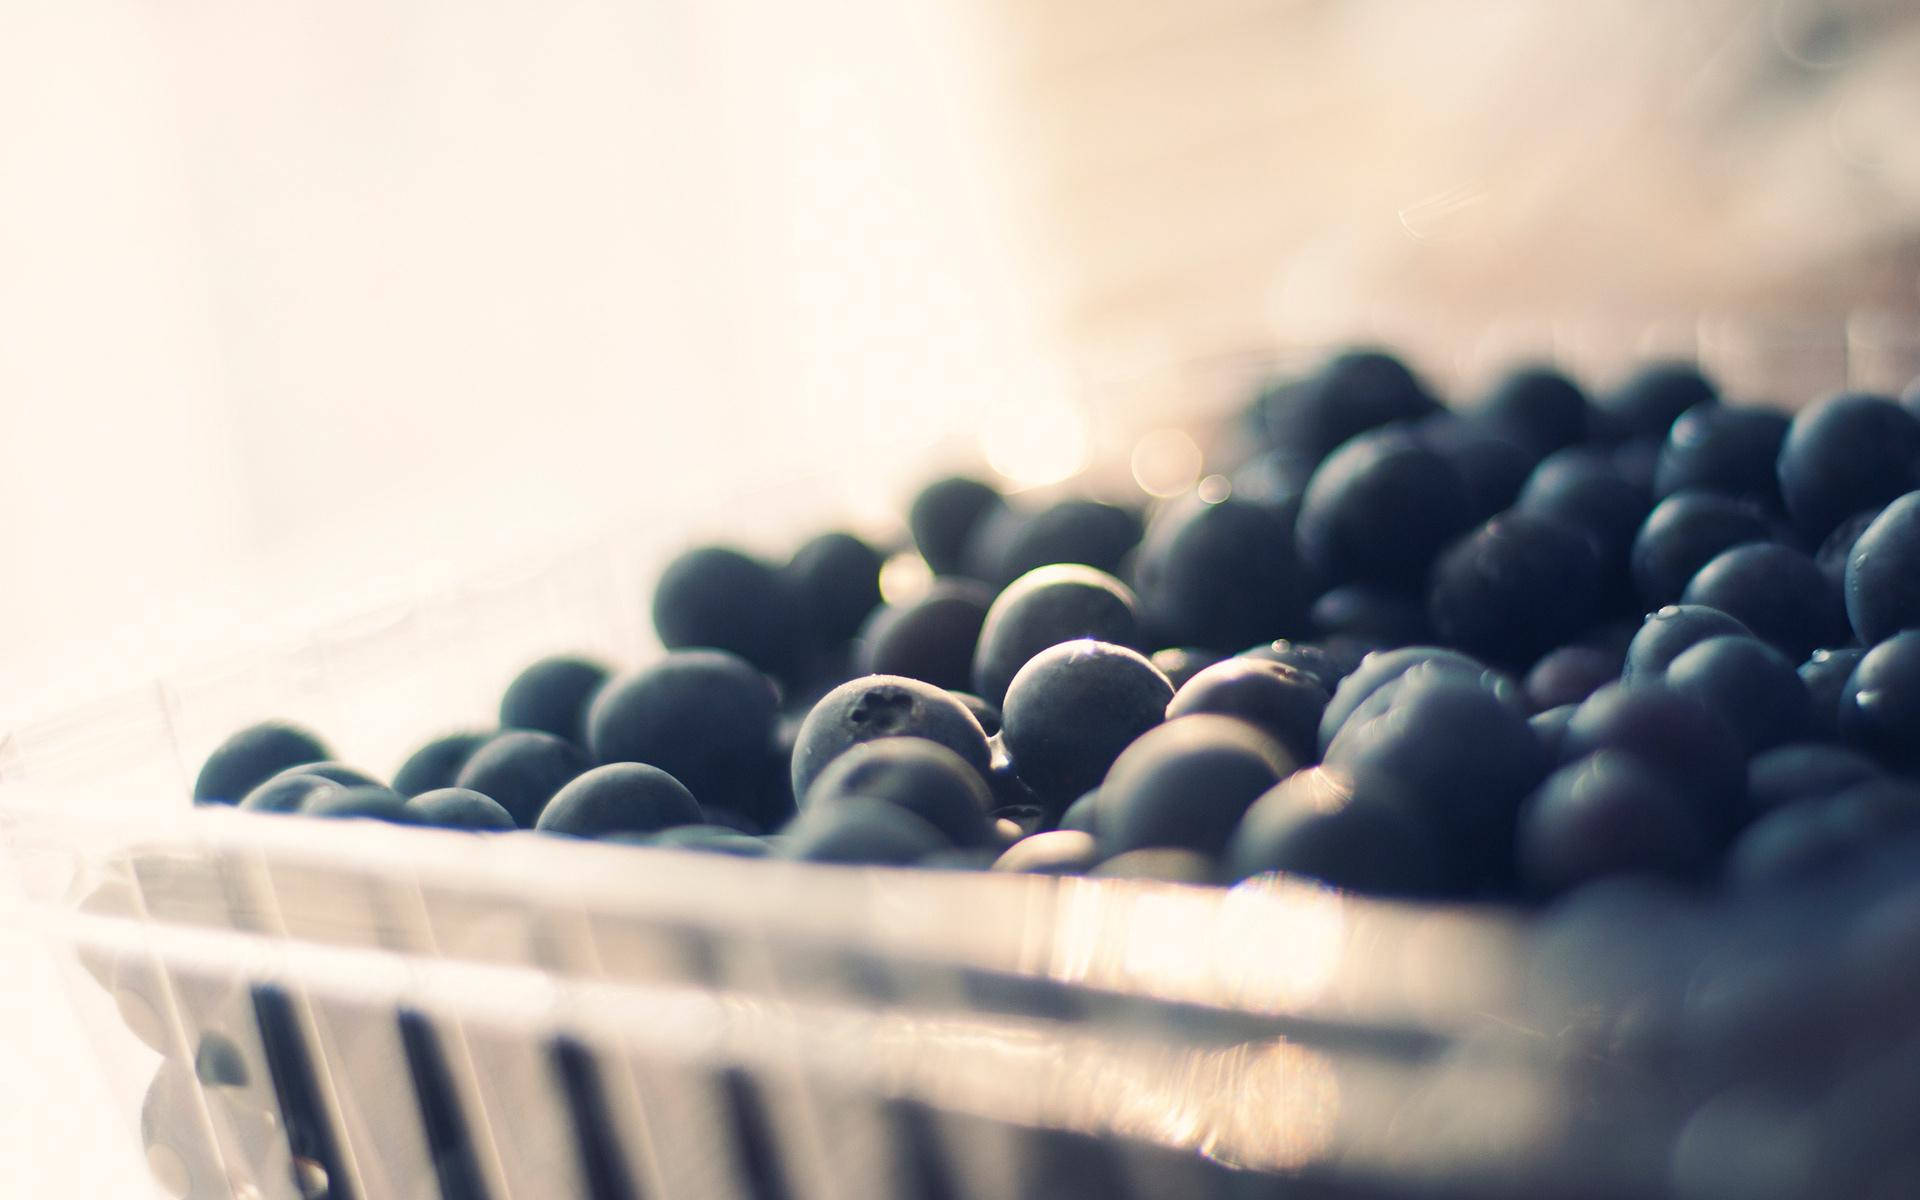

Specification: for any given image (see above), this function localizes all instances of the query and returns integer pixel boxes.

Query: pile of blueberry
[191,349,1920,902]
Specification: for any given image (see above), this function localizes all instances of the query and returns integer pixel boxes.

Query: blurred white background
[3,1,1920,1194]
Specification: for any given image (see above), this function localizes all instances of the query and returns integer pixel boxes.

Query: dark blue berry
[784,531,884,645]
[1295,428,1474,590]
[779,795,950,865]
[193,722,330,805]
[453,730,588,828]
[1130,494,1311,652]
[1839,632,1920,770]
[1474,364,1589,457]
[992,830,1101,875]
[652,545,801,677]
[1799,647,1866,740]
[585,650,778,817]
[239,773,342,814]
[1514,447,1650,607]
[392,731,490,798]
[1629,492,1772,607]
[1817,507,1881,588]
[1746,743,1880,814]
[1242,639,1359,690]
[1412,414,1536,521]
[1056,790,1101,835]
[1844,490,1920,645]
[1166,657,1327,765]
[405,787,517,831]
[1529,704,1578,762]
[1096,716,1296,857]
[970,498,1142,587]
[908,476,1006,577]
[1225,765,1443,895]
[1595,361,1717,443]
[1517,751,1709,894]
[1725,780,1920,889]
[1261,348,1440,466]
[1147,647,1223,690]
[970,564,1141,706]
[790,675,991,801]
[1000,640,1171,809]
[535,763,702,838]
[855,578,995,693]
[1664,635,1811,752]
[1524,645,1618,711]
[1561,682,1747,842]
[803,736,994,847]
[499,655,608,743]
[1776,393,1920,540]
[1429,513,1604,667]
[1653,403,1788,508]
[1683,542,1847,661]
[1311,584,1433,647]
[1622,604,1756,683]
[1319,646,1516,752]
[269,761,383,789]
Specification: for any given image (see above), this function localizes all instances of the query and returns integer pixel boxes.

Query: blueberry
[1095,716,1296,857]
[1776,393,1920,540]
[535,763,702,838]
[1844,490,1920,645]
[1817,507,1881,588]
[1147,647,1223,690]
[1524,646,1618,711]
[1319,646,1516,752]
[269,761,384,789]
[992,830,1101,875]
[1166,657,1327,765]
[1621,604,1756,683]
[1683,542,1847,661]
[453,730,588,828]
[1428,513,1604,667]
[1311,584,1433,646]
[970,564,1142,706]
[1474,364,1590,457]
[1295,427,1474,590]
[1610,438,1663,495]
[803,736,994,847]
[1561,682,1747,842]
[192,722,330,805]
[1653,403,1788,508]
[783,531,884,646]
[1725,779,1920,889]
[1324,672,1547,891]
[239,773,341,814]
[790,675,991,801]
[969,498,1143,586]
[1799,647,1866,739]
[651,544,801,677]
[303,785,419,823]
[1629,492,1772,607]
[499,655,608,743]
[585,650,779,816]
[1664,635,1811,752]
[1225,765,1444,895]
[779,795,951,865]
[1514,447,1650,604]
[949,691,1002,736]
[392,731,490,798]
[1746,743,1880,814]
[1595,361,1717,443]
[405,787,518,831]
[854,578,995,693]
[1261,348,1440,466]
[1529,704,1578,762]
[1056,790,1101,835]
[1000,640,1172,810]
[1839,632,1920,770]
[1412,413,1536,521]
[1241,639,1358,690]
[643,825,771,857]
[908,475,1006,576]
[1516,751,1709,894]
[1130,494,1311,652]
